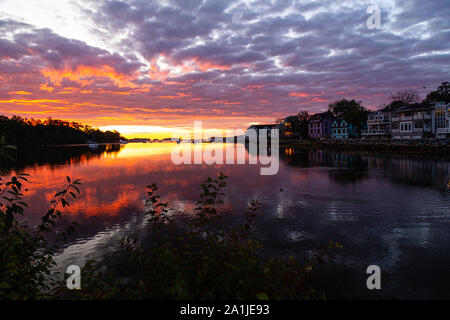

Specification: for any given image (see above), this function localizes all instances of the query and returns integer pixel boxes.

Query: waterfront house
[391,102,434,139]
[279,115,301,138]
[434,102,450,139]
[246,124,278,138]
[279,115,310,139]
[331,118,358,139]
[308,111,334,139]
[362,108,391,139]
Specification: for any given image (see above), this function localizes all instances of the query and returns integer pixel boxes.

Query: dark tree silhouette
[390,89,420,104]
[328,99,369,134]
[0,115,124,145]
[425,82,450,103]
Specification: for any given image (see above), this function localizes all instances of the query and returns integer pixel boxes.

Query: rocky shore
[282,138,450,157]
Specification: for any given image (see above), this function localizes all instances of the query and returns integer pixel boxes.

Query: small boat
[86,140,99,149]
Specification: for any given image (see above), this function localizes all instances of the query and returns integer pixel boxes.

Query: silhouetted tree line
[0,116,124,145]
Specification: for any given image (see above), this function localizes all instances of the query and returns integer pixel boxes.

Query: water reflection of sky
[12,143,450,299]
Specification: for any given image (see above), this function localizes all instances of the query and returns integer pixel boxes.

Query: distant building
[308,111,334,139]
[331,118,358,139]
[391,102,435,139]
[246,124,278,138]
[362,108,391,139]
[128,138,151,143]
[279,116,296,138]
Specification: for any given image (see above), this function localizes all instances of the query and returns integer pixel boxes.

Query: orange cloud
[9,91,32,95]
[242,84,264,91]
[40,82,54,92]
[98,90,132,95]
[0,98,67,105]
[212,100,242,105]
[148,56,230,81]
[41,65,137,88]
[157,92,191,99]
[289,92,310,97]
[148,58,171,81]
[193,58,230,72]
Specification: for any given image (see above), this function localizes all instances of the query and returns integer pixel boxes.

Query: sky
[0,0,449,138]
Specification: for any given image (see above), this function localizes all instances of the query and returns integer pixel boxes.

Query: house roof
[332,118,348,126]
[391,102,434,112]
[310,110,334,121]
[370,108,388,114]
[247,124,278,129]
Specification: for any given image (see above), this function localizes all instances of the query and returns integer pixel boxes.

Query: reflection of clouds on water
[11,143,450,298]
[325,201,357,223]
[287,230,312,243]
[274,203,286,219]
[53,211,151,274]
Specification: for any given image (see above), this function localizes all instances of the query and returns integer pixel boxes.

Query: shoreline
[12,139,450,158]
[281,138,450,158]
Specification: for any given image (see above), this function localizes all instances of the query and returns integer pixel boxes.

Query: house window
[414,122,423,129]
[392,122,399,129]
[435,107,446,129]
[400,122,412,132]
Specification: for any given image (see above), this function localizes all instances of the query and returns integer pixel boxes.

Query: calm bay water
[11,143,450,299]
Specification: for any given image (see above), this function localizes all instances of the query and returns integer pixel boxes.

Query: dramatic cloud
[0,0,449,136]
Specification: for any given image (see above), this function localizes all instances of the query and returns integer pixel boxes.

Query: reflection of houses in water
[308,150,324,166]
[308,150,366,169]
[282,148,450,190]
[281,147,367,172]
[244,140,273,157]
[365,155,450,190]
[280,147,309,166]
[330,153,355,167]
[308,150,361,168]
[284,147,294,157]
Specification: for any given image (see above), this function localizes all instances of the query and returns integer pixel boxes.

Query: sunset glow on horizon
[1,0,449,137]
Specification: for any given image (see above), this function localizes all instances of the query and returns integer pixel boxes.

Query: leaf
[256,292,269,300]
[61,199,69,207]
[0,282,11,289]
